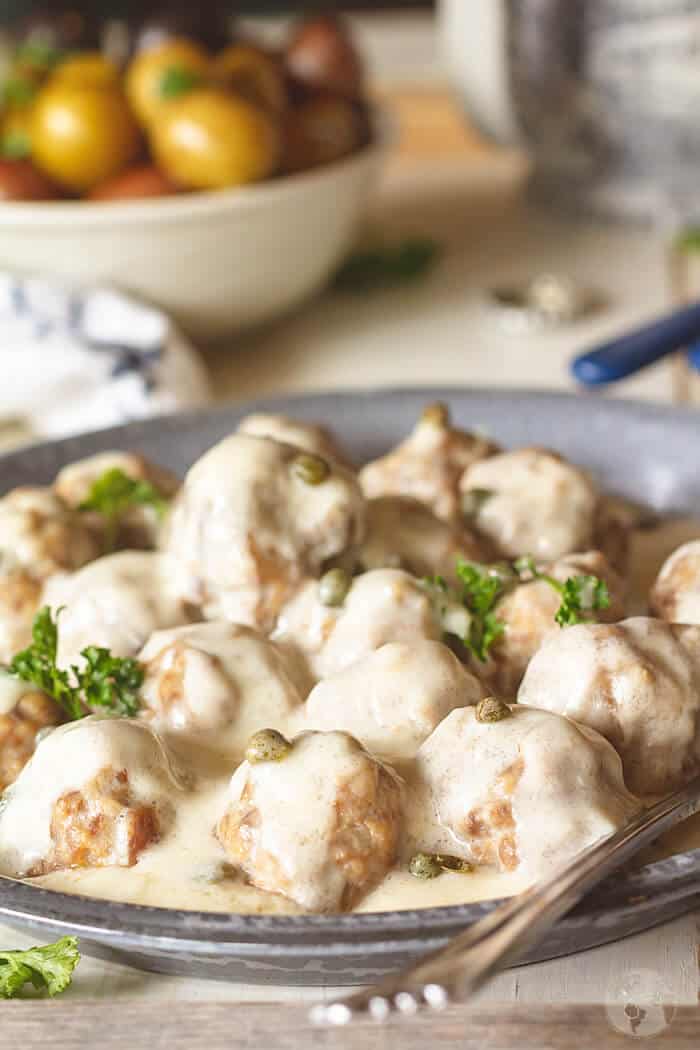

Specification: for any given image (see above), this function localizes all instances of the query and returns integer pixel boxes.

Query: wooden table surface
[4,1001,700,1048]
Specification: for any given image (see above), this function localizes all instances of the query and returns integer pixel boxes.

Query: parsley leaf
[8,607,83,720]
[76,646,142,718]
[0,936,80,999]
[513,556,610,627]
[159,65,205,99]
[429,556,611,661]
[78,467,169,551]
[552,575,611,627]
[455,560,508,662]
[333,238,440,293]
[8,607,143,721]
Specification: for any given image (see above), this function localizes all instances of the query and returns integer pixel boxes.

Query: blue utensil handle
[686,343,700,373]
[572,298,700,385]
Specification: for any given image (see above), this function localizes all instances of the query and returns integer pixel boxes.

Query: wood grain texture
[3,1002,700,1049]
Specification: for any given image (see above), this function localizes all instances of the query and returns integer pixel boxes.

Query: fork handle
[316,774,700,1025]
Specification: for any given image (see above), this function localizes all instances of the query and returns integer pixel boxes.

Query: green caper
[245,728,292,764]
[461,487,493,518]
[420,401,449,428]
[409,852,473,880]
[408,852,443,880]
[291,453,330,485]
[318,567,351,607]
[475,697,512,723]
[436,854,473,874]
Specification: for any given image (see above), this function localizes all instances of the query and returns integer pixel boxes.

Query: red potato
[283,94,369,174]
[285,15,364,99]
[0,158,61,201]
[89,164,179,201]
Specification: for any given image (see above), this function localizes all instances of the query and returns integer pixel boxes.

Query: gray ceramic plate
[1,388,699,986]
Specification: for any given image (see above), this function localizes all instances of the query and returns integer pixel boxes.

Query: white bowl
[0,139,384,342]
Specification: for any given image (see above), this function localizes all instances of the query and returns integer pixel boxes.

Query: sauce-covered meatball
[165,434,365,631]
[0,718,183,877]
[0,678,62,791]
[407,705,639,880]
[42,552,190,670]
[272,568,443,683]
[0,487,100,580]
[236,413,350,467]
[0,571,43,664]
[518,617,700,795]
[139,622,302,747]
[54,451,179,551]
[650,540,700,624]
[460,448,603,562]
[304,640,483,760]
[479,551,625,696]
[359,403,498,523]
[216,730,402,911]
[359,497,486,582]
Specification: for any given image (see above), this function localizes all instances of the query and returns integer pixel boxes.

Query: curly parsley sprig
[8,607,143,720]
[78,467,169,551]
[426,557,611,662]
[513,556,611,627]
[0,936,80,999]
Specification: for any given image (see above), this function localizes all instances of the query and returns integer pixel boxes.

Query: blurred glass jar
[438,0,700,223]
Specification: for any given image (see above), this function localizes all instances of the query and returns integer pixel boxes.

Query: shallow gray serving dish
[1,388,700,986]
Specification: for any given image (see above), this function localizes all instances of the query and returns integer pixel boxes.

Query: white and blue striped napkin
[0,273,211,439]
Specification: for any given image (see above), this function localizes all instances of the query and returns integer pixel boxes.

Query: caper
[409,852,472,880]
[291,452,330,485]
[420,401,449,428]
[436,854,473,874]
[461,487,493,518]
[318,567,351,607]
[475,697,512,723]
[408,852,443,880]
[245,728,292,764]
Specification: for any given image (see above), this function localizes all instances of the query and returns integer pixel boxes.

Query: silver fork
[311,773,700,1026]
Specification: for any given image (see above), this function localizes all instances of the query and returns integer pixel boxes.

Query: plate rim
[1,386,699,948]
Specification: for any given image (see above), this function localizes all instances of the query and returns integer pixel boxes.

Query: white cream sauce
[5,515,700,916]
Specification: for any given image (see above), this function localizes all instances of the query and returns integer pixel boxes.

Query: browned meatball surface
[217,730,402,911]
[359,403,498,524]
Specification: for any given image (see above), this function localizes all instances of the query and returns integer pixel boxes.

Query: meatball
[359,497,486,582]
[460,448,616,563]
[479,551,625,696]
[518,617,700,796]
[42,552,190,670]
[407,705,639,881]
[0,718,183,877]
[164,434,365,631]
[54,451,180,551]
[139,622,302,747]
[0,487,100,580]
[272,568,443,683]
[0,682,62,790]
[650,540,700,624]
[216,730,402,911]
[0,570,43,664]
[304,640,483,760]
[236,413,350,467]
[359,403,499,524]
